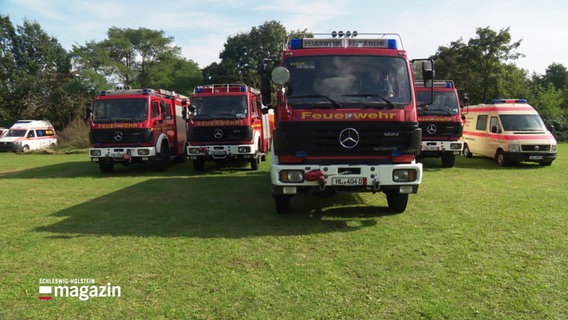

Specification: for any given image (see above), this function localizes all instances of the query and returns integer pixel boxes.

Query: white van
[0,120,57,152]
[461,99,557,166]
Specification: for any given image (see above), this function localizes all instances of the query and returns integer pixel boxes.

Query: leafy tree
[214,20,287,87]
[0,16,74,128]
[432,27,523,104]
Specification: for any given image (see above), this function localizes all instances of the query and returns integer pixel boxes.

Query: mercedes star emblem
[113,131,123,142]
[213,128,224,139]
[426,123,437,134]
[339,128,359,149]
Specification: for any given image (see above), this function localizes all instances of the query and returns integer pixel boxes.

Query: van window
[476,115,488,131]
[27,130,36,138]
[500,114,546,131]
[489,116,501,133]
[37,129,55,137]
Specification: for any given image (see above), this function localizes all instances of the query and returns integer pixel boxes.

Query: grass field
[1,147,567,319]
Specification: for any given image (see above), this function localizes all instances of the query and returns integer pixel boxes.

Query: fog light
[138,149,149,155]
[90,150,101,156]
[393,169,417,182]
[279,170,304,183]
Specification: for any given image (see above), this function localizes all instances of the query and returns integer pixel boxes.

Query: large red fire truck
[415,80,465,167]
[186,84,273,171]
[87,88,189,173]
[260,31,432,214]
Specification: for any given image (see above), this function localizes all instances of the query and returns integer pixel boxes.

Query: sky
[2,0,567,75]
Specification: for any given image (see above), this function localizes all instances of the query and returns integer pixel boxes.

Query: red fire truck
[186,84,273,171]
[87,88,189,173]
[260,31,432,214]
[415,80,465,167]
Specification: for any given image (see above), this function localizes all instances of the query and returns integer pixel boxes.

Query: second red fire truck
[415,80,465,167]
[186,84,273,171]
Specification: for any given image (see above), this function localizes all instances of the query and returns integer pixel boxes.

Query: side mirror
[462,92,470,107]
[85,102,92,121]
[182,108,188,120]
[422,60,435,88]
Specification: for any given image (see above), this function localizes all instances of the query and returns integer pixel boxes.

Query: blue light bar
[295,151,307,158]
[195,87,203,93]
[446,81,453,88]
[240,85,246,92]
[290,39,303,49]
[387,39,397,49]
[142,88,152,95]
[100,91,107,96]
[491,99,528,104]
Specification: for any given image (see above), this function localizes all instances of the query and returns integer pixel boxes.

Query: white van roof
[10,120,54,129]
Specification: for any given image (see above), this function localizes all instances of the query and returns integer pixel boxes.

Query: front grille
[522,144,551,152]
[419,121,463,138]
[90,129,153,144]
[189,126,253,142]
[273,121,420,157]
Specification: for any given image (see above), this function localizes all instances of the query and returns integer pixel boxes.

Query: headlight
[138,149,149,155]
[393,169,417,182]
[279,170,304,183]
[551,144,557,152]
[238,146,251,153]
[188,147,201,154]
[509,144,521,152]
[90,150,101,156]
[450,143,462,150]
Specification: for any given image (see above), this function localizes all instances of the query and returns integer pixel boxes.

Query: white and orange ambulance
[0,120,57,152]
[461,99,557,166]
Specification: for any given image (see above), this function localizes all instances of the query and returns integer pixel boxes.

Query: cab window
[489,116,501,133]
[476,115,488,131]
[151,101,160,118]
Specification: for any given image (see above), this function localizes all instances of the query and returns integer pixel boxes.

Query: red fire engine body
[415,80,464,167]
[87,88,189,173]
[261,31,432,214]
[186,84,273,171]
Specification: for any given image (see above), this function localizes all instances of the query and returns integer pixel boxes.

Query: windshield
[416,91,459,116]
[93,98,148,123]
[5,129,27,137]
[284,55,411,109]
[191,96,247,120]
[500,114,546,131]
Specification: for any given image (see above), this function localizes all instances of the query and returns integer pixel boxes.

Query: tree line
[1,16,566,140]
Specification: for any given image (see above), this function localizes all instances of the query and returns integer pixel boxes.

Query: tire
[155,146,170,171]
[99,161,114,173]
[463,144,473,158]
[250,156,260,171]
[21,145,30,153]
[193,159,205,172]
[441,153,455,168]
[385,191,408,213]
[274,195,291,214]
[495,149,507,166]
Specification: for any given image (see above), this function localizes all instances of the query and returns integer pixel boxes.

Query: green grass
[1,147,567,319]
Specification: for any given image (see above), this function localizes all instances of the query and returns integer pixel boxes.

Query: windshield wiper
[289,94,340,108]
[343,94,396,109]
[192,114,213,121]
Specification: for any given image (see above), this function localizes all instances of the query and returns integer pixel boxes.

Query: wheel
[156,145,170,171]
[463,144,472,158]
[21,145,30,153]
[495,149,507,166]
[250,156,259,170]
[385,191,408,213]
[274,195,291,214]
[99,161,114,173]
[441,153,455,168]
[192,159,205,172]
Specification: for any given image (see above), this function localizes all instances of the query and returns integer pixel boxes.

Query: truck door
[487,116,503,157]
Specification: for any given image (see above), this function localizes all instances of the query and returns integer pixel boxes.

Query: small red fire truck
[260,31,433,214]
[87,88,189,173]
[186,84,273,171]
[415,80,465,167]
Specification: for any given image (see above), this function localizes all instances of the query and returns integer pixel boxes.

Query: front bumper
[420,140,463,155]
[186,144,257,160]
[271,162,422,195]
[89,147,157,163]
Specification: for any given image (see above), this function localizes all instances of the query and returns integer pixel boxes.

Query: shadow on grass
[34,174,392,239]
[421,155,550,172]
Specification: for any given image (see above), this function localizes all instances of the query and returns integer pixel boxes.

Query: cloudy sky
[2,0,567,75]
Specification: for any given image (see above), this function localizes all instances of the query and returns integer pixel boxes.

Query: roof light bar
[491,99,528,104]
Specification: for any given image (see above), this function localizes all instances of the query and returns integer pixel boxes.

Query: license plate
[423,145,439,151]
[529,155,543,160]
[332,177,364,186]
